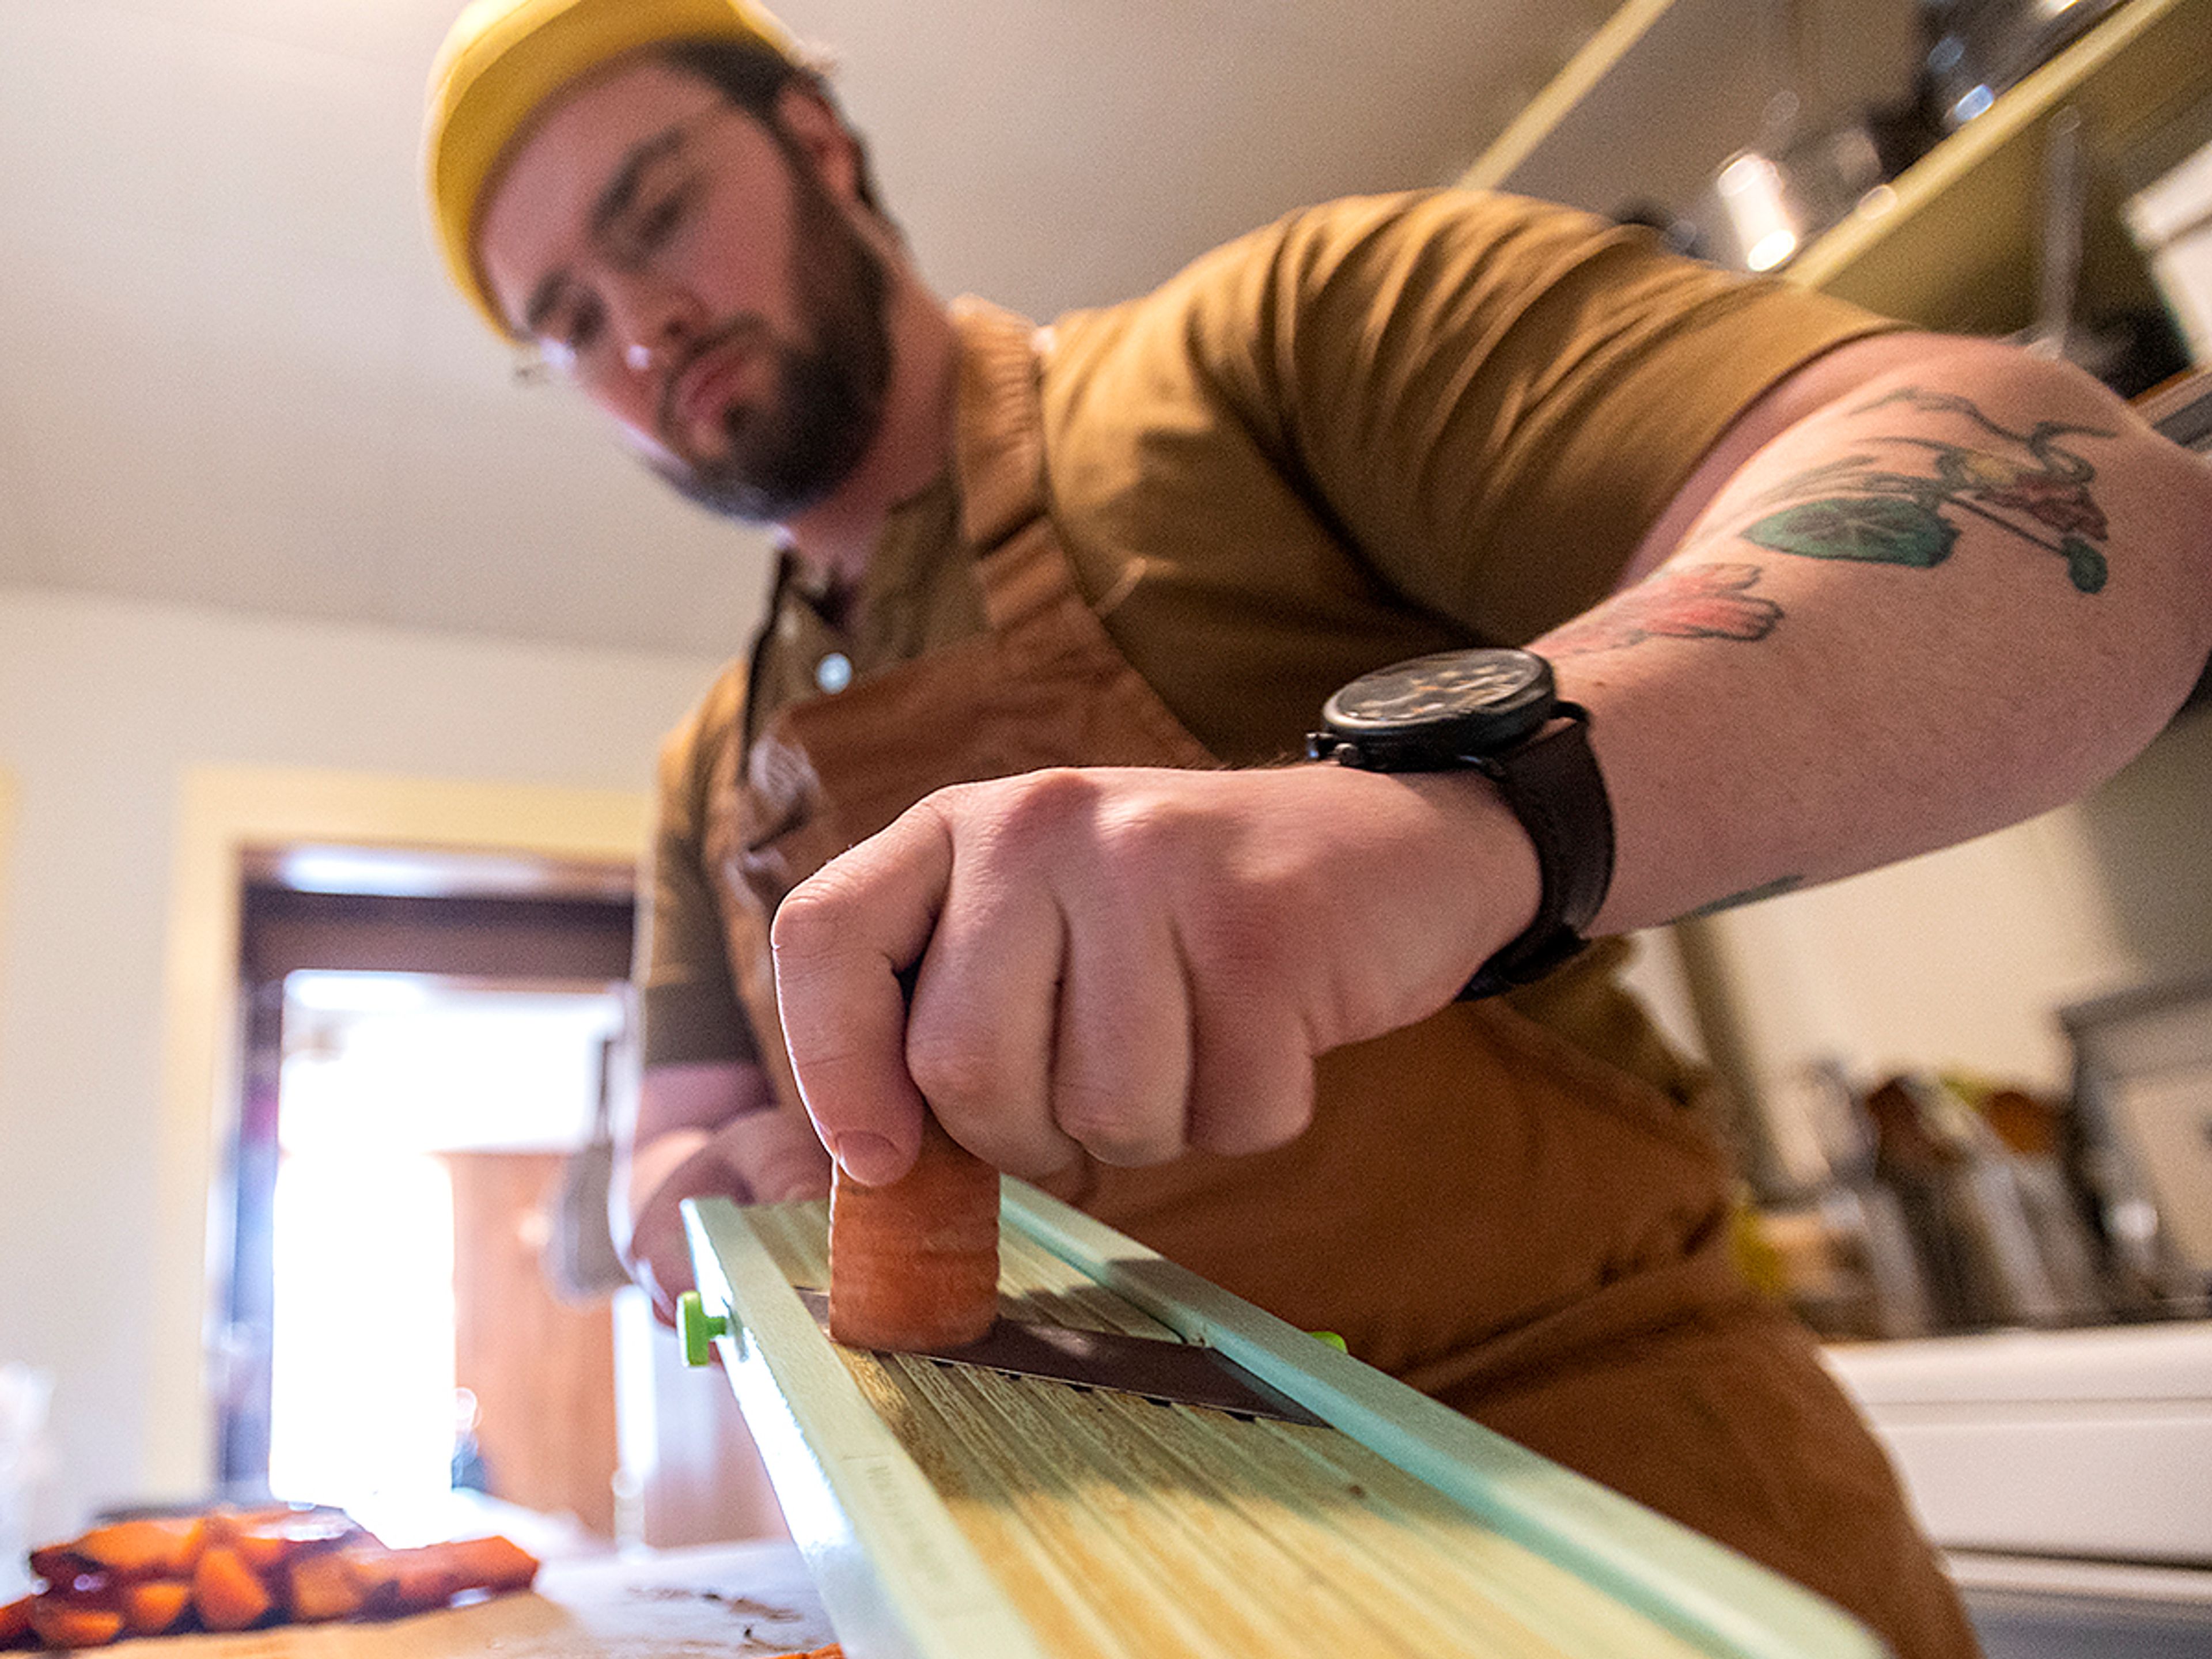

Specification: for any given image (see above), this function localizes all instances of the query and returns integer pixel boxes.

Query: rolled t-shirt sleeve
[1039,191,1899,766]
[1231,191,1902,643]
[637,666,761,1071]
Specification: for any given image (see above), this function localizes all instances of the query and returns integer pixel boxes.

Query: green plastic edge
[1000,1180,1890,1659]
[683,1196,1054,1659]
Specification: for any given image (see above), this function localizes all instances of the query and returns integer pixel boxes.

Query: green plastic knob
[677,1290,730,1367]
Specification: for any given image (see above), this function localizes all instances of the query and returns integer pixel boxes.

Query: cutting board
[683,1185,1889,1659]
[75,1541,836,1659]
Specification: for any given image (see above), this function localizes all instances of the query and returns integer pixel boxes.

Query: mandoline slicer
[680,1184,1891,1659]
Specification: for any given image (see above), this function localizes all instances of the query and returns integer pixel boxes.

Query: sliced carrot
[228,1527,294,1577]
[285,1550,367,1623]
[389,1551,457,1613]
[336,1541,458,1615]
[25,1600,124,1650]
[431,1535,540,1596]
[17,1511,536,1641]
[116,1578,194,1637]
[26,1545,94,1593]
[191,1543,273,1632]
[218,1506,362,1575]
[200,1504,294,1536]
[72,1516,205,1581]
[828,1111,999,1351]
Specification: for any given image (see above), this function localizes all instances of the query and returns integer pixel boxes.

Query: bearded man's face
[476,63,896,526]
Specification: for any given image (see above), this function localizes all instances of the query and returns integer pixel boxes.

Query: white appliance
[1825,1322,2212,1657]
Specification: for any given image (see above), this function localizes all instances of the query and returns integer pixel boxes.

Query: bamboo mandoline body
[680,1187,1888,1659]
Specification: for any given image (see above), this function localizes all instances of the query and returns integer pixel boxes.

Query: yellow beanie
[424,0,799,338]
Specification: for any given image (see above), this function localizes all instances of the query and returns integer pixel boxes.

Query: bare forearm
[1542,338,2212,933]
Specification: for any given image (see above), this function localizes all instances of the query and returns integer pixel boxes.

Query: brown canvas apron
[699,300,1978,1659]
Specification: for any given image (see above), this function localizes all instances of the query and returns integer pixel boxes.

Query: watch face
[1331,650,1545,723]
[1319,649,1555,766]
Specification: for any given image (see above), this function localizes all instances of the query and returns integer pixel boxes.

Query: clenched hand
[770,763,1537,1185]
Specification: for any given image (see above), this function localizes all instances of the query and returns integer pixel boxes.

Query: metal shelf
[1788,0,2212,334]
[1463,0,2212,337]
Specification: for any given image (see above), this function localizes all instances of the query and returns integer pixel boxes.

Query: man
[422,3,2212,1654]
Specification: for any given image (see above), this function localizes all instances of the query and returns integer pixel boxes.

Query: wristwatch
[1305,647,1615,998]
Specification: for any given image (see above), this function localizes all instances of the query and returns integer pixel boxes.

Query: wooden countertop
[82,1541,835,1659]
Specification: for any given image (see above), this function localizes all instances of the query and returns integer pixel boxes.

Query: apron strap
[948,297,1070,636]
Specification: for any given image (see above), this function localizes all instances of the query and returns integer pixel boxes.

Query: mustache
[654,315,777,446]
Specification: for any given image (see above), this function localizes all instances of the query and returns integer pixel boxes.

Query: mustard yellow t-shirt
[640,190,1892,1075]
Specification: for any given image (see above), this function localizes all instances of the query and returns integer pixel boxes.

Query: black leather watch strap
[1459,702,1614,999]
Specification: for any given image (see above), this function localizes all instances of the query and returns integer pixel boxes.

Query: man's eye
[626,180,694,256]
[550,299,604,361]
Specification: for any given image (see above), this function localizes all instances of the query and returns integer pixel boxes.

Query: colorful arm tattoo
[1550,388,2118,661]
[1547,562,1782,657]
[1735,386,2115,594]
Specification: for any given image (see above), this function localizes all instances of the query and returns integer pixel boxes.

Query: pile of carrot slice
[0,1505,538,1649]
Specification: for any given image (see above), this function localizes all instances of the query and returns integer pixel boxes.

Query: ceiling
[0,0,1614,658]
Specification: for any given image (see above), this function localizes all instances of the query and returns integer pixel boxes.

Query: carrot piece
[432,1535,539,1596]
[116,1579,194,1637]
[389,1550,457,1613]
[828,1112,999,1351]
[335,1542,452,1615]
[201,1504,294,1536]
[26,1546,93,1592]
[191,1544,273,1631]
[285,1550,367,1623]
[25,1600,124,1650]
[0,1595,33,1650]
[331,1543,397,1616]
[227,1530,291,1577]
[336,1534,540,1618]
[224,1506,363,1575]
[73,1517,205,1581]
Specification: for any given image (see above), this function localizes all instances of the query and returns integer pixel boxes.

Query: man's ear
[773,83,862,203]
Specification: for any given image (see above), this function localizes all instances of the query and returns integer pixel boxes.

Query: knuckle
[1054,1088,1177,1168]
[768,879,844,963]
[906,1052,985,1119]
[904,1021,999,1115]
[982,767,1104,844]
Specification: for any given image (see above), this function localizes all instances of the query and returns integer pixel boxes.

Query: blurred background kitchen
[0,2,2207,1655]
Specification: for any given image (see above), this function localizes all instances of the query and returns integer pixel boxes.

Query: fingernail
[835,1132,902,1185]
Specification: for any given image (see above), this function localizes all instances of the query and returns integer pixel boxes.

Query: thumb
[770,804,953,1186]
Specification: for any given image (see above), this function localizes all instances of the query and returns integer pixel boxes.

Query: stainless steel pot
[1922,0,2126,128]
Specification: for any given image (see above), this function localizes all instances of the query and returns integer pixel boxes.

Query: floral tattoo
[1548,563,1781,656]
[1551,388,2116,661]
[1736,387,2115,594]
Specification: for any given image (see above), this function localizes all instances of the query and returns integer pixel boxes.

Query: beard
[651,144,893,524]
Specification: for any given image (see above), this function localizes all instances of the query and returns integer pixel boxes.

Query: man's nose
[608,274,703,377]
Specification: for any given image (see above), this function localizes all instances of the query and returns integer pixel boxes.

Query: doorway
[213,845,635,1547]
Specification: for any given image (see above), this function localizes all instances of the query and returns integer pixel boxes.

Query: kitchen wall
[1698,701,2212,1116]
[0,584,732,1539]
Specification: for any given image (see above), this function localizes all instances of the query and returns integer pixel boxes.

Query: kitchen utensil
[772,1287,1327,1425]
[679,1188,1889,1659]
[1922,0,2127,128]
[541,1037,631,1302]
